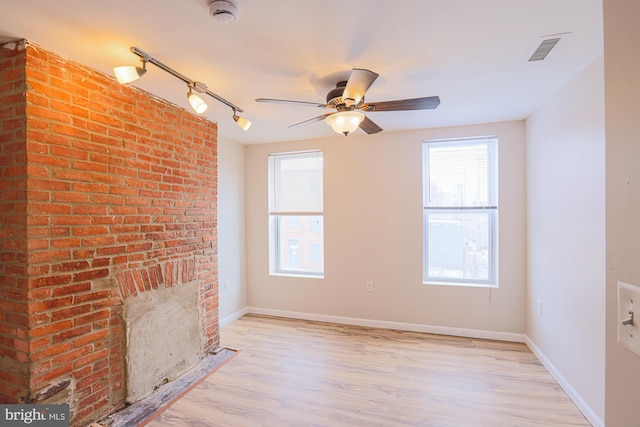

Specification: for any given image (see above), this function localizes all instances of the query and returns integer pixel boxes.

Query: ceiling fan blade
[256,98,330,108]
[362,96,441,112]
[359,116,383,134]
[343,68,379,105]
[288,113,334,128]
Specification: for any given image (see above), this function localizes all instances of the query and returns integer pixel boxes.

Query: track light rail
[130,46,244,113]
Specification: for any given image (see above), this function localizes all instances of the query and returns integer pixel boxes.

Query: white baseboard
[220,307,249,328]
[525,336,603,427]
[243,306,526,343]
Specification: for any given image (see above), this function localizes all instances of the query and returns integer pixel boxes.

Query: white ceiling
[0,0,603,145]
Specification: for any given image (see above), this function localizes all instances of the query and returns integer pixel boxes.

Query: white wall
[525,57,605,425]
[245,121,526,337]
[217,136,247,324]
[604,0,640,424]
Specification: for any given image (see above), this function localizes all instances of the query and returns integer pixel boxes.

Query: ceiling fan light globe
[325,111,364,136]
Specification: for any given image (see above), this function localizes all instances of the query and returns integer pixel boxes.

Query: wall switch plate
[366,281,374,292]
[538,300,543,316]
[618,281,640,357]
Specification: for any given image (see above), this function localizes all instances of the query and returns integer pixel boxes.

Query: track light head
[188,87,208,114]
[114,60,147,84]
[233,110,251,131]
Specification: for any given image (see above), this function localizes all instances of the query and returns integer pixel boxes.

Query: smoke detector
[209,0,239,24]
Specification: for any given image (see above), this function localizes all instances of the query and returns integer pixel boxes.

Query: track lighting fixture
[114,46,249,129]
[114,59,147,84]
[187,84,208,114]
[233,108,251,131]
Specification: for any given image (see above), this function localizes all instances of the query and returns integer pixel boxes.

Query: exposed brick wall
[0,40,29,405]
[0,40,219,426]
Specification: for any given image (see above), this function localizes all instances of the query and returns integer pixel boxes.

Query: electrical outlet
[366,281,374,292]
[223,280,229,292]
[618,281,640,357]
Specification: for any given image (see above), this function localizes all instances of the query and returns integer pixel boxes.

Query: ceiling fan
[256,68,440,136]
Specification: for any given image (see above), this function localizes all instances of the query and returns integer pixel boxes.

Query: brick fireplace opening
[117,260,204,403]
[0,40,219,426]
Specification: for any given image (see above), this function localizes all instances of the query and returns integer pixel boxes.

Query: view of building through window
[277,215,324,273]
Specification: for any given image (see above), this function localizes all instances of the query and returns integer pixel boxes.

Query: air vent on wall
[528,38,561,61]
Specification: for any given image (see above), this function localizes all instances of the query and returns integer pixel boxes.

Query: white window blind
[269,151,323,215]
[423,138,497,209]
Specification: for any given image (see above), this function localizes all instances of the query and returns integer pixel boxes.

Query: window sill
[423,280,498,289]
[270,272,324,279]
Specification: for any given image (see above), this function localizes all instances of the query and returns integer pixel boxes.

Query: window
[269,151,324,276]
[422,137,498,286]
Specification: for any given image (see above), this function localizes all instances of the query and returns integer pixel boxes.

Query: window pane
[277,215,324,275]
[425,210,493,282]
[424,140,497,208]
[269,152,323,214]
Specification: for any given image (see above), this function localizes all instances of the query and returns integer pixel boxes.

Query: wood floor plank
[146,315,591,427]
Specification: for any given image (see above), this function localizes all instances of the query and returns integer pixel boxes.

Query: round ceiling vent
[208,0,239,24]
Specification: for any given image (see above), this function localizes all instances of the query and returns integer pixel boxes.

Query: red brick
[92,297,120,310]
[52,260,90,273]
[30,320,74,338]
[91,257,110,268]
[140,269,151,291]
[52,325,91,343]
[30,363,73,389]
[124,270,137,297]
[51,346,92,370]
[51,304,91,322]
[73,226,108,236]
[74,330,109,348]
[72,365,92,381]
[31,341,73,361]
[128,243,153,253]
[132,269,144,294]
[71,182,108,194]
[52,282,91,297]
[29,296,73,313]
[74,205,107,215]
[28,337,51,352]
[50,100,89,119]
[75,310,110,326]
[74,290,111,304]
[51,237,82,249]
[74,349,109,371]
[28,274,72,288]
[26,104,72,124]
[81,236,115,247]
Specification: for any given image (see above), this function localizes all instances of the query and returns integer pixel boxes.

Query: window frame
[422,137,498,287]
[268,150,324,278]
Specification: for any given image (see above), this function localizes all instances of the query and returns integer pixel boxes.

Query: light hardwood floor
[146,314,591,427]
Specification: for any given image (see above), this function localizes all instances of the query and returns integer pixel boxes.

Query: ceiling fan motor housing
[326,81,357,108]
[209,0,239,23]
